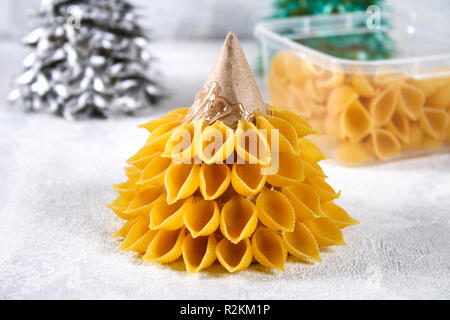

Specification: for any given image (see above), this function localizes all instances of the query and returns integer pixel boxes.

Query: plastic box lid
[255,10,450,79]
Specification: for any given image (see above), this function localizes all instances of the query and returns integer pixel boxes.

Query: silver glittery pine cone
[9,0,163,120]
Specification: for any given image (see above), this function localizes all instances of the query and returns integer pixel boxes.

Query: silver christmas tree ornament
[9,0,163,120]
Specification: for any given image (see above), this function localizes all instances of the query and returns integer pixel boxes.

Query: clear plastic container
[255,11,450,165]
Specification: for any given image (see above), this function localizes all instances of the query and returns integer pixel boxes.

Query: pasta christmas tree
[107,33,358,273]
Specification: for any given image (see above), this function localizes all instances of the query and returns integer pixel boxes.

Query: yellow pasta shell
[419,107,448,140]
[321,201,359,229]
[129,229,158,253]
[107,195,133,220]
[124,166,141,181]
[231,163,266,196]
[369,85,398,126]
[162,122,197,161]
[304,217,345,246]
[340,99,372,142]
[368,129,401,159]
[334,141,374,165]
[398,83,425,121]
[138,115,182,133]
[256,188,295,232]
[220,195,258,244]
[282,183,324,221]
[199,121,235,164]
[199,163,231,200]
[165,162,200,204]
[386,111,411,144]
[402,122,424,151]
[427,82,450,109]
[327,85,359,116]
[136,153,172,190]
[351,73,376,98]
[282,221,321,262]
[123,186,163,219]
[256,111,300,155]
[266,152,304,187]
[111,215,140,238]
[149,196,190,231]
[234,119,271,166]
[216,238,253,273]
[300,153,326,178]
[299,138,328,162]
[184,198,220,237]
[270,107,317,137]
[143,227,185,263]
[119,215,149,250]
[252,227,287,270]
[182,233,217,273]
[112,180,137,200]
[305,177,340,202]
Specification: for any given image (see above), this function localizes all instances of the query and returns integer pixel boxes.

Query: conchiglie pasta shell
[124,166,141,181]
[299,138,328,162]
[182,234,217,273]
[199,163,231,200]
[266,152,304,187]
[402,122,424,151]
[231,163,266,197]
[123,186,163,219]
[282,183,324,221]
[165,163,200,204]
[334,141,374,165]
[136,154,172,190]
[270,108,317,137]
[234,119,271,166]
[419,107,448,140]
[162,122,197,162]
[321,201,359,229]
[252,227,287,270]
[184,199,220,237]
[340,99,372,142]
[304,217,345,246]
[129,229,158,253]
[216,238,253,273]
[256,188,295,232]
[138,115,182,133]
[316,65,344,88]
[119,215,149,250]
[166,107,190,117]
[127,148,159,170]
[143,228,185,263]
[112,180,138,200]
[305,177,340,202]
[386,111,410,143]
[426,82,450,109]
[282,221,321,262]
[111,215,140,238]
[368,129,401,159]
[327,85,359,116]
[373,67,405,87]
[369,85,398,126]
[107,195,132,220]
[398,83,425,121]
[304,79,326,104]
[351,73,376,98]
[149,196,190,231]
[199,121,235,164]
[256,112,300,155]
[300,153,326,178]
[220,195,258,244]
[286,85,313,118]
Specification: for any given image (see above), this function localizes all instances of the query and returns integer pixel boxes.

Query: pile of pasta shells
[269,51,450,165]
[107,106,358,273]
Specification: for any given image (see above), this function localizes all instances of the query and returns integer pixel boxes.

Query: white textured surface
[0,40,449,300]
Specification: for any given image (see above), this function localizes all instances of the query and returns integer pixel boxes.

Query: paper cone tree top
[185,32,268,127]
[106,32,358,273]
